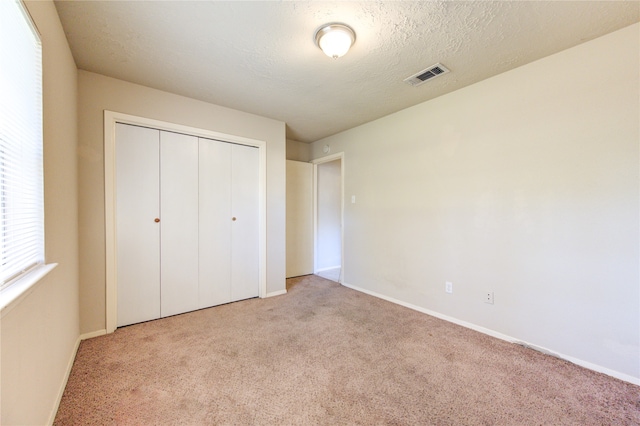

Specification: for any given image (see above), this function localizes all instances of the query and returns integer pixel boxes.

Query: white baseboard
[46,328,107,425]
[80,329,107,340]
[47,335,81,426]
[266,289,287,298]
[510,340,640,385]
[341,281,640,386]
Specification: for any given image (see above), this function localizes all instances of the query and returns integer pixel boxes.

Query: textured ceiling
[54,1,639,143]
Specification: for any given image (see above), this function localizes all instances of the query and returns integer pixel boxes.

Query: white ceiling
[54,1,639,143]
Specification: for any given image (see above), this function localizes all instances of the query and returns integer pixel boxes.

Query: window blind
[0,0,44,289]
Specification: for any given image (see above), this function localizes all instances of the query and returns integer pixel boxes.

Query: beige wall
[286,139,311,162]
[311,24,640,382]
[78,71,287,334]
[1,1,80,424]
[286,160,314,278]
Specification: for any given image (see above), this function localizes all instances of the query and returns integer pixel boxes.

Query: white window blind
[0,0,44,289]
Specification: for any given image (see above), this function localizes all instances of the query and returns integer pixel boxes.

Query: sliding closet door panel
[198,139,232,308]
[231,144,260,301]
[160,131,199,317]
[116,124,161,327]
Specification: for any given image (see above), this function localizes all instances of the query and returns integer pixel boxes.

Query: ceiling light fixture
[314,23,356,59]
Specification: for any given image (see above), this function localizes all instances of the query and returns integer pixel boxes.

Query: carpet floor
[55,275,639,425]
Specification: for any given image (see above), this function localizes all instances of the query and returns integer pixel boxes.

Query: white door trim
[104,110,267,333]
[311,152,345,283]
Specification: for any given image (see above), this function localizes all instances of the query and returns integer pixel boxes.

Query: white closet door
[198,139,232,308]
[116,124,161,327]
[231,144,260,301]
[160,131,199,317]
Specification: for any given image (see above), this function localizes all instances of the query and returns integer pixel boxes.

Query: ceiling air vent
[404,63,450,87]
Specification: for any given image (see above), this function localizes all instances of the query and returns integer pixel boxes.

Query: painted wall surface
[286,139,311,162]
[78,71,286,334]
[1,1,80,424]
[286,160,314,277]
[316,160,342,271]
[311,24,640,381]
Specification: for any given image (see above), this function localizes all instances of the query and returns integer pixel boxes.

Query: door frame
[311,152,345,282]
[104,110,267,333]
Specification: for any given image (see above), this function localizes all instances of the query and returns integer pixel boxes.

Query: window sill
[0,263,58,317]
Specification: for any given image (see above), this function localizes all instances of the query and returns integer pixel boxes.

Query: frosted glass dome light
[314,23,356,59]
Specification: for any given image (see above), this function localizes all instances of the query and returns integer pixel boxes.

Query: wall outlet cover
[485,291,494,304]
[445,281,453,294]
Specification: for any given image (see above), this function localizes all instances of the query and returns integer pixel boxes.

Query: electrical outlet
[445,281,453,294]
[485,291,494,304]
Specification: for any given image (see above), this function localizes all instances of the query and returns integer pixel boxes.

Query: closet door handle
[232,217,237,221]
[154,218,160,223]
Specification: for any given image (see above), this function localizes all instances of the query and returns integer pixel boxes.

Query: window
[0,0,44,291]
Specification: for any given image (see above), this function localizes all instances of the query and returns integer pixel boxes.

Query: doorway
[313,154,344,283]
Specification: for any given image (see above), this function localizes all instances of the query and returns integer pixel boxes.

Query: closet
[115,123,258,327]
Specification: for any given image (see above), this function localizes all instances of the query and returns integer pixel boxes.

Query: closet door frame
[104,110,267,333]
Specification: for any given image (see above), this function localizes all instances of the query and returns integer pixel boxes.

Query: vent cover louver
[404,63,450,87]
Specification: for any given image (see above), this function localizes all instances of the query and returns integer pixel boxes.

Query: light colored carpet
[55,275,639,425]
